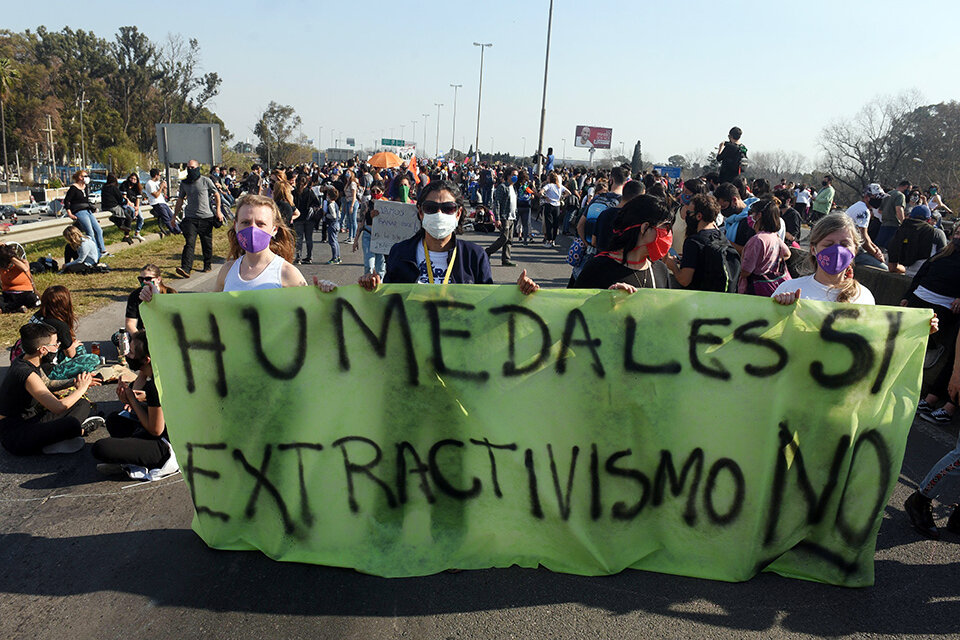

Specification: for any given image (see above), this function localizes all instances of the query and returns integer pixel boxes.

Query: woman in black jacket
[62,170,107,257]
[102,174,134,244]
[906,228,960,425]
[293,173,320,264]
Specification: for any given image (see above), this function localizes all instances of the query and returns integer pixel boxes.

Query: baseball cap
[863,183,885,198]
[909,205,932,220]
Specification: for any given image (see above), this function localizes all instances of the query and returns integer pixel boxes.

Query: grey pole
[411,120,417,150]
[473,42,492,160]
[422,113,429,152]
[534,0,554,179]
[434,103,443,157]
[449,84,462,153]
[78,89,88,170]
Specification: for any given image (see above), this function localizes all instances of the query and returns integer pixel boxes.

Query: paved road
[1,226,959,639]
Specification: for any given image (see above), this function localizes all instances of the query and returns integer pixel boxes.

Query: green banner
[141,285,930,586]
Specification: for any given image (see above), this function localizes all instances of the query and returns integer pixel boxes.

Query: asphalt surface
[1,223,959,639]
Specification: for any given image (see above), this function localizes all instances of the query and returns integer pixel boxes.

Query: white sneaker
[134,233,144,242]
[42,437,85,454]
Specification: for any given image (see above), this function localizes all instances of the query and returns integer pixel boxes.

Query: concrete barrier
[2,208,148,245]
[853,265,912,306]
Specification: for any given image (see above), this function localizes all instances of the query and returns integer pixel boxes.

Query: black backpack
[697,233,741,293]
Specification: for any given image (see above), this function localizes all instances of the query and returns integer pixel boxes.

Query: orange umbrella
[368,151,402,169]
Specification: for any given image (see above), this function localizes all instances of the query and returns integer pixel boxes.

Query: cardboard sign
[370,201,420,254]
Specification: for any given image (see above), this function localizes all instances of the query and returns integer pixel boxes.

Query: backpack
[697,233,742,293]
[583,194,618,241]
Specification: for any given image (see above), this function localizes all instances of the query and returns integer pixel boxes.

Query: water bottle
[118,329,130,360]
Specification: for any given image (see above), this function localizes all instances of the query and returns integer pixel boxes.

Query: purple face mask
[816,244,855,275]
[236,225,274,253]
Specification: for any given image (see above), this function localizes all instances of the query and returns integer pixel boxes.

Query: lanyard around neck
[423,238,457,285]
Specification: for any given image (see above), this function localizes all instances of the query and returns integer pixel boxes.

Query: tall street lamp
[561,138,566,164]
[434,103,444,157]
[422,113,430,152]
[77,89,89,169]
[473,42,492,158]
[411,120,418,150]
[522,136,526,158]
[449,84,462,152]
[534,0,554,178]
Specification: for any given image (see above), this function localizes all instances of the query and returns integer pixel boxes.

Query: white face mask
[421,212,459,240]
[83,176,90,185]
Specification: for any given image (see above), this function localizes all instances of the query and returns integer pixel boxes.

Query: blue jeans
[342,200,358,239]
[74,209,105,256]
[361,231,385,277]
[854,250,885,269]
[327,218,341,260]
[919,429,960,500]
[875,225,898,249]
[123,205,144,233]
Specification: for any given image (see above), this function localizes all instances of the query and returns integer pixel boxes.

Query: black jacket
[384,231,494,284]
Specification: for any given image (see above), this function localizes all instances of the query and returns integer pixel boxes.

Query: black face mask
[126,355,146,371]
[186,167,201,182]
[685,212,700,233]
[40,348,57,364]
[821,181,828,187]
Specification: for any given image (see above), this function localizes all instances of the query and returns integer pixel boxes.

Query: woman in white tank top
[213,194,308,291]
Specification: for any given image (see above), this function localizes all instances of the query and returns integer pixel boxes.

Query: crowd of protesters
[1,124,959,542]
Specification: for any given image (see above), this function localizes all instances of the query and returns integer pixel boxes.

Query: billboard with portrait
[574,125,612,150]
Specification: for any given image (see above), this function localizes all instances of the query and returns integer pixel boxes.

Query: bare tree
[819,91,923,192]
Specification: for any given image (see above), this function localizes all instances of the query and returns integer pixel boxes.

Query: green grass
[0,221,230,350]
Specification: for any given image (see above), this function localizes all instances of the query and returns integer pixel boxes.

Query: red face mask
[646,227,673,262]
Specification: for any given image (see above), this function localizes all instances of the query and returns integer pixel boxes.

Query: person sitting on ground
[887,205,948,278]
[34,285,102,380]
[772,213,876,305]
[60,226,100,273]
[738,198,791,296]
[570,194,673,293]
[903,224,960,426]
[0,244,37,313]
[126,264,176,334]
[92,331,178,480]
[664,193,741,292]
[0,322,103,456]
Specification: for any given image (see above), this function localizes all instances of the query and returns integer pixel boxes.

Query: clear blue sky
[7,0,959,166]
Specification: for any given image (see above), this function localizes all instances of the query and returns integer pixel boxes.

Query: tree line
[0,26,225,178]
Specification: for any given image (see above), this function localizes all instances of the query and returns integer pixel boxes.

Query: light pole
[561,138,566,164]
[534,0,554,179]
[473,42,492,159]
[411,120,418,149]
[330,130,336,148]
[434,103,443,157]
[399,124,405,142]
[449,83,462,152]
[318,126,322,153]
[422,113,430,153]
[522,137,526,158]
[77,89,89,169]
[619,141,624,158]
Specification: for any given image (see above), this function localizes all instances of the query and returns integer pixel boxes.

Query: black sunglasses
[421,201,459,215]
[137,276,156,285]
